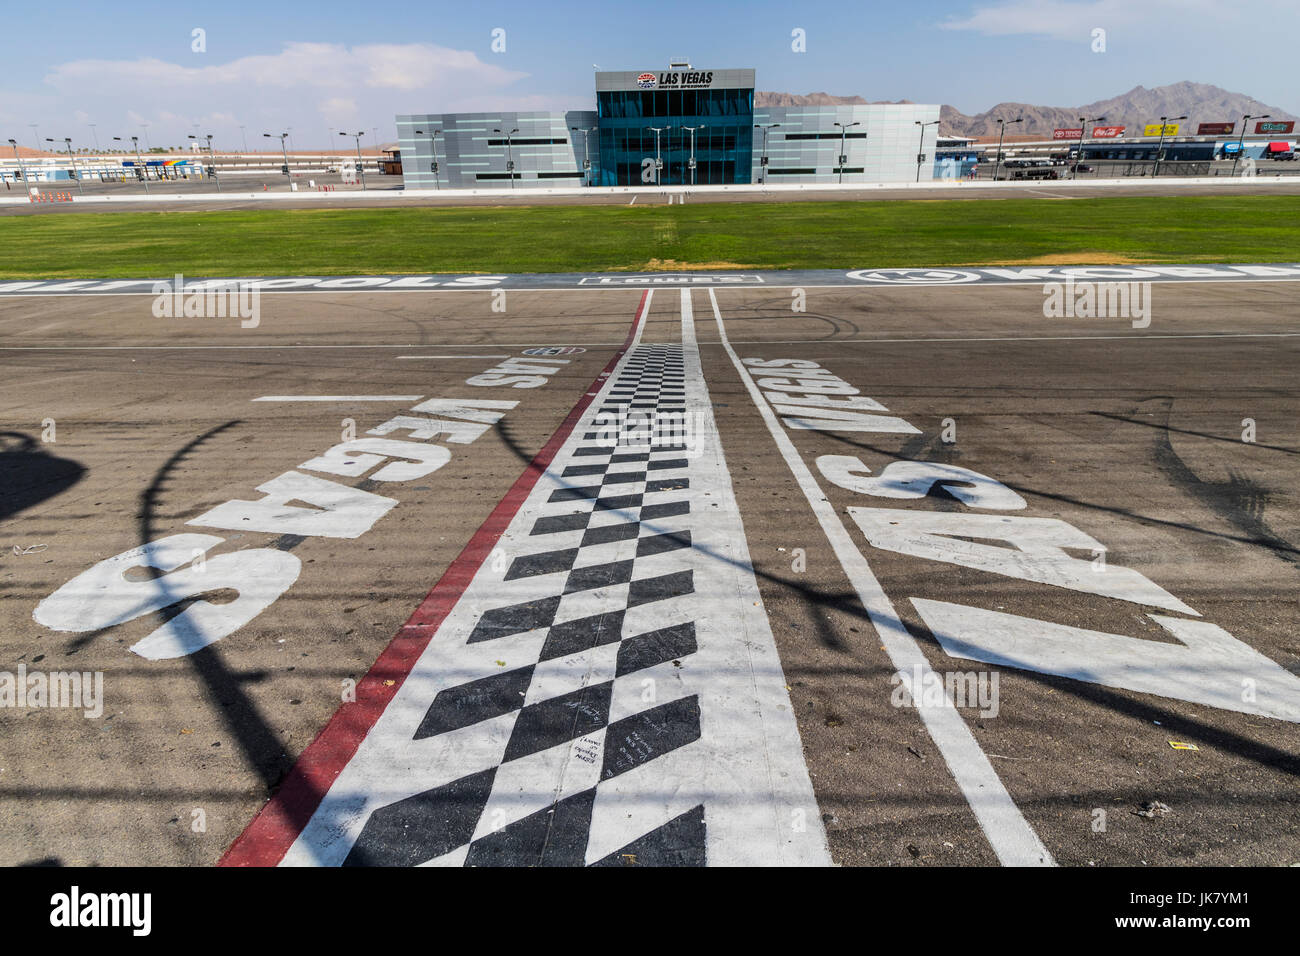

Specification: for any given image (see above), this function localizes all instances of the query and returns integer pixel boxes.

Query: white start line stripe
[706,286,1056,868]
[250,395,425,402]
[224,288,827,867]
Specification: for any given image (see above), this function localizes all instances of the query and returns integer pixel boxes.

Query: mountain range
[754,82,1297,138]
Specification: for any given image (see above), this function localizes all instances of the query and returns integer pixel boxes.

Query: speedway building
[396,65,942,188]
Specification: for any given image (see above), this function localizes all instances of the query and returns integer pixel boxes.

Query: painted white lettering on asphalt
[466,357,570,390]
[188,471,398,539]
[34,397,520,657]
[817,457,1027,510]
[709,288,1055,867]
[914,601,1300,722]
[34,535,301,661]
[847,509,1197,614]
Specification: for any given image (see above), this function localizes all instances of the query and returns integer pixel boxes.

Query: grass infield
[3,195,1298,278]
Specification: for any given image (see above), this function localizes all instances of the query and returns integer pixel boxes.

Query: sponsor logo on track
[577,274,764,285]
[3,265,1300,298]
[845,268,981,284]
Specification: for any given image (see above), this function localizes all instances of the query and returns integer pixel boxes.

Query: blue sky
[2,0,1295,149]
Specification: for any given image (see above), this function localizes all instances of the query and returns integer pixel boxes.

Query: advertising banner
[1143,123,1180,136]
[1197,122,1235,135]
[1256,120,1296,134]
[1053,128,1083,140]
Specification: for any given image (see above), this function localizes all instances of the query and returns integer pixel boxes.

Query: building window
[485,137,568,146]
[784,132,867,140]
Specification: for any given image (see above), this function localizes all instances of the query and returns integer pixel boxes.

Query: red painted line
[221,291,650,867]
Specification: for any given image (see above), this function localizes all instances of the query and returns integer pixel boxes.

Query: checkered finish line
[281,291,828,866]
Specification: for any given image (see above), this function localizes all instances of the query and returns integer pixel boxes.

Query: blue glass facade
[595,77,753,186]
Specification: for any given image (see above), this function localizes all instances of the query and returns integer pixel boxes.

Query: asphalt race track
[1,276,1297,866]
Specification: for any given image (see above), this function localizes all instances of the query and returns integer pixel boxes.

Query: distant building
[397,64,940,188]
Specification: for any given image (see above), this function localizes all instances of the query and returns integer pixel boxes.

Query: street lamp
[571,126,595,187]
[1233,114,1270,176]
[647,126,668,187]
[992,116,1023,182]
[1152,114,1187,177]
[493,127,520,189]
[754,123,779,184]
[415,129,443,189]
[46,137,83,195]
[140,124,151,151]
[339,131,367,189]
[264,132,291,182]
[915,119,939,182]
[833,121,860,184]
[239,125,249,154]
[1073,116,1105,179]
[682,125,704,186]
[7,138,30,190]
[188,133,221,192]
[113,135,149,194]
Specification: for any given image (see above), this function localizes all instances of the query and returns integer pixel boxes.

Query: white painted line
[397,355,511,359]
[708,331,1300,346]
[251,395,424,402]
[0,344,630,351]
[4,331,1295,355]
[707,286,1055,867]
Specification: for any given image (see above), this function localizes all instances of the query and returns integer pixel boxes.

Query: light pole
[1152,114,1186,177]
[1233,114,1269,176]
[914,119,939,182]
[239,125,249,154]
[992,116,1022,182]
[88,123,100,153]
[493,127,519,188]
[834,121,860,184]
[29,125,39,151]
[113,135,149,194]
[415,128,442,189]
[754,123,779,184]
[682,125,703,186]
[7,139,29,189]
[1073,116,1104,179]
[188,133,221,192]
[264,132,291,183]
[340,131,367,189]
[140,124,151,151]
[47,137,83,195]
[571,125,595,187]
[648,126,668,186]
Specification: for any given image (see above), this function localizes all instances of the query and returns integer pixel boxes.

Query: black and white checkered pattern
[343,345,708,866]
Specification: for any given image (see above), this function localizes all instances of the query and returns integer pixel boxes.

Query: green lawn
[2,196,1297,278]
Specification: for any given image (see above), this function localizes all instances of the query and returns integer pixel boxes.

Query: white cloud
[29,42,548,148]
